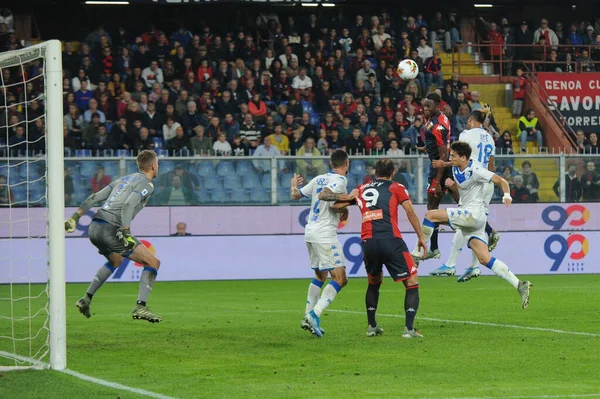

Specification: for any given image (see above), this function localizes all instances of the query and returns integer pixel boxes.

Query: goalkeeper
[65,150,162,323]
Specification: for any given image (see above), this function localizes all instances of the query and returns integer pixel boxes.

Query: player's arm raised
[432,159,451,169]
[290,173,306,200]
[64,184,113,233]
[491,174,512,206]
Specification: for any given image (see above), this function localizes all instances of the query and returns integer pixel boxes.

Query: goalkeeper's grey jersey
[94,172,154,227]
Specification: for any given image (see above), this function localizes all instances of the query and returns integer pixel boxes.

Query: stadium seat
[235,161,255,176]
[102,162,119,178]
[155,149,169,157]
[197,162,215,177]
[126,161,138,174]
[400,173,413,188]
[279,173,293,189]
[75,149,92,157]
[79,162,98,178]
[152,137,164,149]
[202,175,222,191]
[261,173,272,189]
[250,187,270,203]
[115,149,131,157]
[195,188,210,204]
[160,161,176,174]
[28,181,46,205]
[230,187,250,203]
[242,173,261,189]
[309,113,321,126]
[210,188,228,203]
[216,161,235,177]
[350,160,366,176]
[301,101,314,113]
[11,185,27,204]
[224,175,242,190]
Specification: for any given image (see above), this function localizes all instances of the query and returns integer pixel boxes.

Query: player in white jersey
[416,142,532,308]
[290,149,359,337]
[430,108,501,279]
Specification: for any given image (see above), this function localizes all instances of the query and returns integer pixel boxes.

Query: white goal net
[0,40,66,370]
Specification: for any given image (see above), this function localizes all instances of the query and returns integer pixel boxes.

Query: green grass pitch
[1,275,600,399]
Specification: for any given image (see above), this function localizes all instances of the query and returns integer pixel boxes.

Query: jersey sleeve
[473,166,495,183]
[326,175,348,194]
[299,177,317,198]
[134,180,155,200]
[391,182,410,203]
[432,116,450,147]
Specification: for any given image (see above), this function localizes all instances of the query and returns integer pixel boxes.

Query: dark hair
[426,93,441,104]
[522,160,531,168]
[450,141,472,159]
[374,159,395,178]
[470,108,491,123]
[330,149,349,168]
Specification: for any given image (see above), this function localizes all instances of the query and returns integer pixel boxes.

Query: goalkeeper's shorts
[89,219,140,257]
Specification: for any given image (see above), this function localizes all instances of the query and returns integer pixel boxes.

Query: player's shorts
[362,238,417,282]
[305,241,346,271]
[483,182,494,215]
[427,166,453,194]
[445,207,488,246]
[88,219,140,257]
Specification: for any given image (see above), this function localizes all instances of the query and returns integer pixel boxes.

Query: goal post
[0,39,66,370]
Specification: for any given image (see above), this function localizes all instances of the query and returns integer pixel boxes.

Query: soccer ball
[397,59,419,80]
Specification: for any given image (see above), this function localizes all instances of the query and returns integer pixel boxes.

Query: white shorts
[306,241,346,271]
[446,207,488,245]
[483,182,494,215]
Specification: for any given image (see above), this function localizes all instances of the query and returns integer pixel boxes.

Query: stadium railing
[2,153,593,206]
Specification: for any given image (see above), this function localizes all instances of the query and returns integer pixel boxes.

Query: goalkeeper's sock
[486,257,519,289]
[85,262,116,298]
[305,278,324,313]
[312,281,342,317]
[405,284,420,331]
[137,266,158,306]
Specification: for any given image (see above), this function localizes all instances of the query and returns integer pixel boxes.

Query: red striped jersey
[357,180,410,240]
[424,112,450,161]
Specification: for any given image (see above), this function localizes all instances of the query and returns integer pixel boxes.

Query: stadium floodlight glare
[85,1,130,5]
[301,3,320,6]
[474,4,494,7]
[321,3,335,6]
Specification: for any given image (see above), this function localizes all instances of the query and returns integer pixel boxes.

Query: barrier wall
[0,230,595,284]
[0,203,597,238]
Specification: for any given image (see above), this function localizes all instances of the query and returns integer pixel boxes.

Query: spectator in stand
[454,91,471,114]
[167,125,190,156]
[469,91,483,111]
[429,11,452,52]
[213,133,232,156]
[190,125,212,156]
[155,175,197,206]
[142,60,164,89]
[575,129,589,153]
[0,174,14,206]
[9,126,27,156]
[90,165,111,193]
[64,104,84,143]
[455,104,469,133]
[554,164,582,202]
[512,68,528,117]
[253,136,281,173]
[75,81,93,111]
[417,37,433,63]
[162,116,181,142]
[296,137,325,176]
[133,127,154,151]
[345,127,365,155]
[424,50,443,89]
[496,130,515,155]
[501,24,515,75]
[581,161,600,201]
[520,160,540,202]
[533,18,559,48]
[91,124,113,151]
[364,129,382,153]
[221,113,240,141]
[269,124,290,155]
[585,132,600,154]
[356,59,376,85]
[568,24,583,46]
[83,98,106,124]
[248,93,267,124]
[578,50,596,72]
[83,114,102,148]
[511,175,532,203]
[481,19,504,74]
[519,109,544,152]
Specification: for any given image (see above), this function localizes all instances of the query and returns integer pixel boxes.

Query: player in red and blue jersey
[412,93,459,264]
[334,159,427,338]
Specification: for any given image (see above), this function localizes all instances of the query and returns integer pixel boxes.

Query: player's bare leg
[412,193,443,263]
[76,252,123,318]
[301,270,328,335]
[128,244,163,323]
[469,239,532,309]
[401,274,422,338]
[304,267,347,338]
[365,273,384,336]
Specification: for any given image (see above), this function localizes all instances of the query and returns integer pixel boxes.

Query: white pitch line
[0,351,177,399]
[327,309,600,338]
[445,394,600,399]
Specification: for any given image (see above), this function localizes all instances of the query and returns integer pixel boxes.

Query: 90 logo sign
[542,205,590,272]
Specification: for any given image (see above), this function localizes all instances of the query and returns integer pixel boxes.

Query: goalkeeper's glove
[116,228,137,251]
[64,213,80,233]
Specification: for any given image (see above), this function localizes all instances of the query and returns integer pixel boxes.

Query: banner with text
[0,231,595,284]
[0,203,596,238]
[538,72,600,133]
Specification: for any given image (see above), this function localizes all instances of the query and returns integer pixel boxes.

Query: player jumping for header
[430,107,501,279]
[290,149,358,337]
[418,141,532,308]
[65,150,163,323]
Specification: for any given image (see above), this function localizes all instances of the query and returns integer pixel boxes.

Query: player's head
[468,106,491,128]
[374,159,396,180]
[137,150,159,178]
[449,141,472,167]
[424,93,441,117]
[330,149,350,175]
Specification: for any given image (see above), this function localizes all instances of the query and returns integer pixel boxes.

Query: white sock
[305,279,324,313]
[446,231,468,267]
[486,257,519,289]
[312,281,342,317]
[412,218,436,255]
